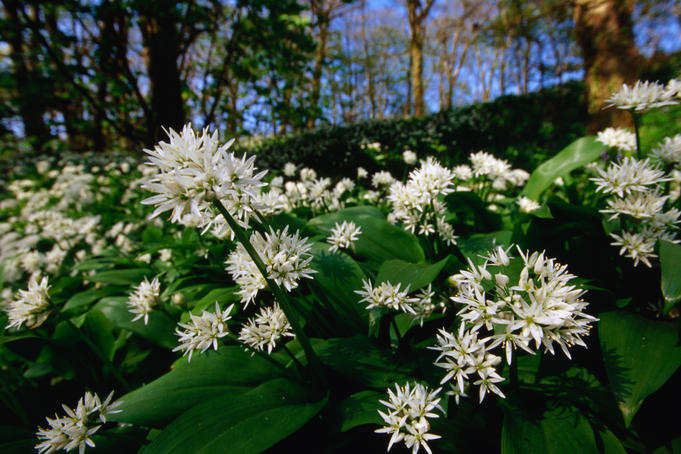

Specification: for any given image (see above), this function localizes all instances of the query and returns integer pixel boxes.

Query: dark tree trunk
[138,1,185,143]
[574,0,640,133]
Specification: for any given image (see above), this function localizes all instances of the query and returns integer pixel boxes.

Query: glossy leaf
[110,346,280,427]
[599,311,681,427]
[660,240,681,312]
[376,257,448,292]
[143,378,326,454]
[522,136,605,201]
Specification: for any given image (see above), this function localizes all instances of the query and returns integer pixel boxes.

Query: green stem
[282,344,306,375]
[631,111,642,160]
[213,198,325,386]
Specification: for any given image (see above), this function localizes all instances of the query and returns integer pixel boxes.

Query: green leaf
[313,336,413,388]
[190,287,238,313]
[331,390,383,432]
[110,346,281,427]
[308,243,368,334]
[88,268,154,286]
[93,297,177,349]
[522,136,605,201]
[660,240,681,313]
[376,257,448,292]
[444,191,502,231]
[142,225,164,243]
[82,309,115,362]
[501,405,598,454]
[143,378,327,454]
[457,231,513,265]
[308,208,425,263]
[599,311,681,427]
[62,286,123,312]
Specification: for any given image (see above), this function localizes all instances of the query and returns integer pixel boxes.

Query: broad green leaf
[88,268,153,286]
[502,405,598,454]
[93,297,177,349]
[189,287,238,313]
[660,240,681,313]
[599,311,681,427]
[457,231,513,265]
[308,208,425,263]
[143,378,327,454]
[142,225,164,243]
[62,286,123,312]
[308,243,368,334]
[313,336,413,388]
[522,136,605,201]
[110,346,281,427]
[332,390,383,432]
[376,257,448,292]
[81,309,115,361]
[445,191,502,231]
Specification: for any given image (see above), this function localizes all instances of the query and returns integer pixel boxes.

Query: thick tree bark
[406,0,435,118]
[138,1,186,144]
[574,0,640,133]
[2,0,50,148]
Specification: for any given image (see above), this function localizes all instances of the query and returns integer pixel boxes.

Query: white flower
[610,231,657,267]
[651,135,681,166]
[605,80,679,111]
[35,391,121,454]
[591,157,669,197]
[173,302,234,362]
[140,124,267,235]
[283,162,297,177]
[357,167,368,179]
[600,190,668,220]
[355,279,417,313]
[327,221,362,253]
[596,127,637,152]
[226,226,316,305]
[299,167,317,182]
[127,277,160,325]
[372,171,395,188]
[403,150,418,165]
[376,382,442,454]
[238,303,294,353]
[6,274,52,330]
[516,196,541,213]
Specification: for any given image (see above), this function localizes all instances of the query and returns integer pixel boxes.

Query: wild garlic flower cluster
[650,134,681,168]
[355,281,438,326]
[173,302,235,362]
[5,274,52,330]
[35,391,121,454]
[326,221,362,253]
[127,277,161,325]
[432,246,596,402]
[387,157,458,245]
[596,127,637,153]
[225,226,315,306]
[238,303,294,353]
[141,124,267,238]
[376,382,442,454]
[591,158,680,267]
[604,79,680,112]
[277,166,355,213]
[516,196,541,213]
[465,151,530,193]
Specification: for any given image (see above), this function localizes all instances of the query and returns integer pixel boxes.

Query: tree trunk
[2,0,50,148]
[406,0,435,118]
[138,1,185,144]
[574,0,640,133]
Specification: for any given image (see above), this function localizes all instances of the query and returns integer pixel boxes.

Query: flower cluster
[596,127,636,153]
[238,303,294,353]
[173,302,235,362]
[326,221,362,253]
[604,80,679,112]
[387,157,458,244]
[432,246,596,402]
[355,281,438,326]
[35,391,121,454]
[376,382,442,454]
[274,167,356,214]
[127,277,161,324]
[5,274,52,330]
[226,226,315,305]
[141,124,267,238]
[591,158,680,266]
[516,196,541,213]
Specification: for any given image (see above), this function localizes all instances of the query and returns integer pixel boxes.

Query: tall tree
[405,0,436,117]
[573,0,640,132]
